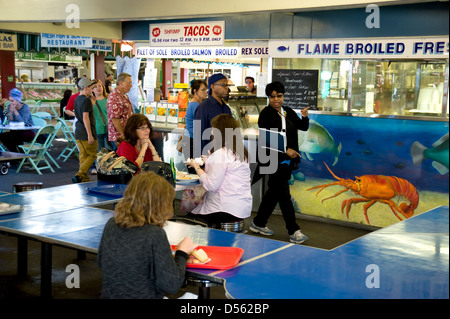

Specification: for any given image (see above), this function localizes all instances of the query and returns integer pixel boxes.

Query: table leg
[41,242,52,298]
[17,236,28,280]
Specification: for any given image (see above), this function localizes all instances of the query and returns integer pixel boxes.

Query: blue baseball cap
[207,73,227,93]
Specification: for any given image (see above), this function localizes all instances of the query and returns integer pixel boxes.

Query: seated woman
[187,114,252,228]
[98,171,197,299]
[0,88,36,153]
[116,114,161,169]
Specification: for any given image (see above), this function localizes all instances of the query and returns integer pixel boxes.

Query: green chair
[56,117,79,162]
[33,111,52,121]
[30,100,42,113]
[16,122,62,175]
[31,114,48,127]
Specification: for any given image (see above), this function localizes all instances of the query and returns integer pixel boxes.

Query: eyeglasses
[214,83,229,88]
[137,126,150,131]
[269,94,284,99]
[245,81,253,84]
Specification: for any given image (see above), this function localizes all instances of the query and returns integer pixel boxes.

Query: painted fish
[411,132,449,175]
[298,119,342,166]
[277,46,289,52]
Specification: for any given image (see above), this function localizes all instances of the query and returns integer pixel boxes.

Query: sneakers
[72,175,82,184]
[249,222,274,236]
[290,230,309,244]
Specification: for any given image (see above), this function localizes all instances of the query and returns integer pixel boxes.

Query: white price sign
[150,21,225,47]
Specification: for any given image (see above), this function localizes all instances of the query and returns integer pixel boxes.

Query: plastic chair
[31,115,48,127]
[56,118,79,162]
[16,122,62,175]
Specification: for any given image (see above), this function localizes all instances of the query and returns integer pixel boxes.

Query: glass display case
[351,60,446,116]
[274,58,448,118]
[18,82,76,101]
[228,95,266,130]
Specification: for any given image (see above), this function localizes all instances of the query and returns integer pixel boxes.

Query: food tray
[171,245,244,270]
[176,174,200,185]
[86,184,127,198]
[0,202,23,216]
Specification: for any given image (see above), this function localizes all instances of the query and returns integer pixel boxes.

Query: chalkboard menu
[272,69,318,109]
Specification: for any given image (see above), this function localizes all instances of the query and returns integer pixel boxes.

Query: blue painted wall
[122,2,449,41]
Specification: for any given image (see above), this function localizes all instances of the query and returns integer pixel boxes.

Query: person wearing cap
[193,73,232,155]
[0,88,37,152]
[72,78,98,183]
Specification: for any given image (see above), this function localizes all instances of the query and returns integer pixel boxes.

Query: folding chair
[56,117,79,162]
[33,111,52,121]
[30,100,42,113]
[31,115,48,128]
[16,122,62,175]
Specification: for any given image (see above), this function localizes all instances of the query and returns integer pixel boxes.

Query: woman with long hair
[187,113,252,227]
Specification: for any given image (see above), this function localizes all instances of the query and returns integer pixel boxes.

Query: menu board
[272,69,318,109]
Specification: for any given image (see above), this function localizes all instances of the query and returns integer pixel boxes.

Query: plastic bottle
[170,157,176,185]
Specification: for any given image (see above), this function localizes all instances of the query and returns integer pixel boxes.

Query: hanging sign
[150,21,225,47]
[90,38,112,52]
[0,33,17,51]
[269,37,449,59]
[136,46,239,59]
[41,33,92,48]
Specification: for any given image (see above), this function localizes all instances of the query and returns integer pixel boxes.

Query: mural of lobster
[307,162,419,224]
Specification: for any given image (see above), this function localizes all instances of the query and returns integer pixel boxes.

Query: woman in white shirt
[187,114,252,227]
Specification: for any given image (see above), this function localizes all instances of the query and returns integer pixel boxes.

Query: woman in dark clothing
[250,81,310,244]
[98,172,197,299]
[60,89,74,120]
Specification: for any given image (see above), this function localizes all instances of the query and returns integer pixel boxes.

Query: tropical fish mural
[307,162,419,225]
[298,120,342,166]
[411,132,449,175]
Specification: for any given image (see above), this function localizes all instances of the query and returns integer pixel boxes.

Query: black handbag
[141,161,175,187]
[96,148,139,185]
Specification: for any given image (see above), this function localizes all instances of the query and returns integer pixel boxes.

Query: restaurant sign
[41,33,92,48]
[269,37,449,59]
[150,21,225,47]
[0,33,17,51]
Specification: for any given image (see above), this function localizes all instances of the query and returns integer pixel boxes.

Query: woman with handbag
[116,114,161,170]
[92,79,113,151]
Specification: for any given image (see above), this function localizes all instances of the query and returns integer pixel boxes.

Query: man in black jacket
[251,81,310,244]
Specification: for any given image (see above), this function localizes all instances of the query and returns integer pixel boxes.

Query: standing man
[245,76,257,94]
[107,72,134,149]
[73,78,98,183]
[194,73,231,155]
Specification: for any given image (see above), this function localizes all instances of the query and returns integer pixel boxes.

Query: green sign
[31,52,49,61]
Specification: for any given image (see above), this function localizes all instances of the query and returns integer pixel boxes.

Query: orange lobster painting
[307,162,419,224]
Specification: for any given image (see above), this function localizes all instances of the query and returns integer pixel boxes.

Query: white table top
[0,124,40,131]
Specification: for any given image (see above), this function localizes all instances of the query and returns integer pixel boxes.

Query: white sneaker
[290,230,309,244]
[250,222,274,236]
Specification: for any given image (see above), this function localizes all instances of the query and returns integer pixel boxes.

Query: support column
[161,59,172,100]
[0,50,16,98]
[94,53,105,84]
[180,68,189,84]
